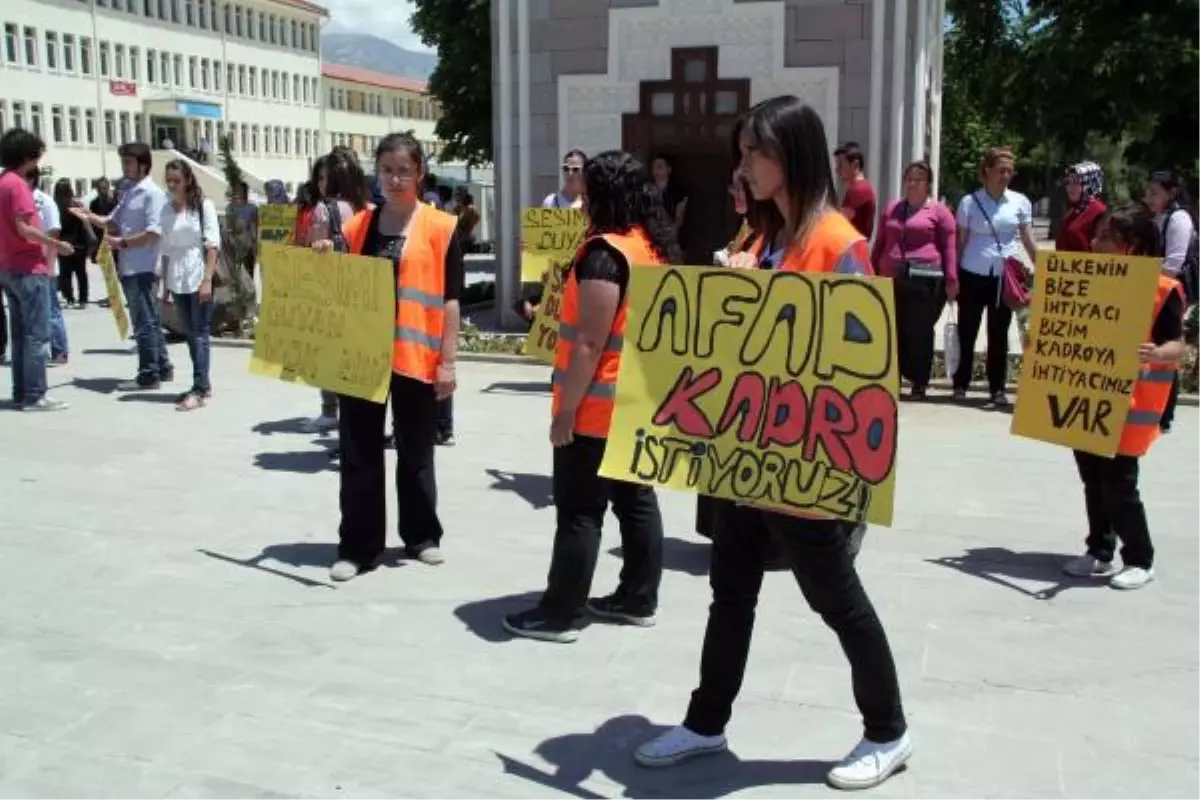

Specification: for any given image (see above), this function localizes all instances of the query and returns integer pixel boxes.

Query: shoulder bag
[973,191,1031,309]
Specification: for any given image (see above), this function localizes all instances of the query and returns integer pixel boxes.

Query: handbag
[942,302,961,378]
[897,201,944,286]
[973,191,1031,309]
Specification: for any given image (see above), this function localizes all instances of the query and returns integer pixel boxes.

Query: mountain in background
[321,31,437,81]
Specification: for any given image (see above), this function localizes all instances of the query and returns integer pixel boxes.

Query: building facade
[490,0,945,322]
[0,0,458,201]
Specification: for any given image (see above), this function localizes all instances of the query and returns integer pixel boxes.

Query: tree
[411,0,492,166]
[214,133,257,334]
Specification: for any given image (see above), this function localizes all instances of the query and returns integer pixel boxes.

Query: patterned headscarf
[264,179,289,204]
[1066,161,1104,203]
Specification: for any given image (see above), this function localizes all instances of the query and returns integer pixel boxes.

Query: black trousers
[684,503,906,743]
[953,270,1012,394]
[540,435,664,622]
[0,291,7,358]
[435,395,454,437]
[1073,450,1153,568]
[894,275,946,390]
[337,373,442,566]
[1162,374,1179,430]
[58,253,89,305]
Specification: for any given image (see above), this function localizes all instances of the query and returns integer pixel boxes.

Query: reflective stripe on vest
[390,206,457,383]
[551,229,664,438]
[1116,276,1183,457]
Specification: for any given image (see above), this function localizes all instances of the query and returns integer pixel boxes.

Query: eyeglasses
[561,165,582,175]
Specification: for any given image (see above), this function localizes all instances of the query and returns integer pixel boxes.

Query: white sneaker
[634,725,727,768]
[1110,566,1154,590]
[22,396,68,412]
[1062,553,1117,578]
[329,559,361,582]
[827,733,912,790]
[302,414,338,434]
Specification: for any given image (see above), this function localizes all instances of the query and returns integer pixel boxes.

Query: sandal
[175,392,205,412]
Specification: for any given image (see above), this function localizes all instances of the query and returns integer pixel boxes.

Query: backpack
[321,198,348,253]
[1162,208,1199,304]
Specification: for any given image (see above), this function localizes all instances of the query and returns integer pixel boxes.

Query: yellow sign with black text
[1011,250,1161,456]
[96,237,130,342]
[598,266,900,526]
[522,261,568,364]
[249,243,394,403]
[520,207,586,283]
[258,204,298,252]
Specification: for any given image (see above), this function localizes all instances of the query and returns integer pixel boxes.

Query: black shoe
[383,433,395,449]
[952,388,967,402]
[1160,421,1173,433]
[585,594,656,627]
[117,377,160,391]
[502,608,579,643]
[435,431,456,447]
[989,390,1010,408]
[909,386,927,401]
[160,368,175,383]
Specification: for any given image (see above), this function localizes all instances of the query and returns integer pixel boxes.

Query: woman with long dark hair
[316,132,464,580]
[292,155,328,247]
[302,149,369,435]
[503,150,677,644]
[160,159,220,411]
[1143,170,1196,433]
[635,96,910,791]
[53,179,94,308]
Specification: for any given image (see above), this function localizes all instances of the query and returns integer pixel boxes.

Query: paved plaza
[1,272,1197,799]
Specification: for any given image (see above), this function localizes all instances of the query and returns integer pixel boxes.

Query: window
[225,62,233,93]
[144,0,153,15]
[299,22,307,51]
[257,12,265,40]
[85,109,96,143]
[250,124,258,153]
[146,49,156,83]
[99,41,110,77]
[239,123,247,152]
[12,101,25,130]
[173,54,182,86]
[158,0,166,19]
[198,0,207,29]
[269,15,277,44]
[30,103,43,138]
[237,65,245,94]
[129,47,139,81]
[68,107,80,143]
[45,32,57,70]
[271,70,279,98]
[291,74,299,102]
[233,6,242,36]
[273,126,280,153]
[80,37,91,74]
[114,44,125,78]
[328,87,335,107]
[247,9,255,40]
[290,20,297,48]
[160,51,169,84]
[212,59,220,91]
[294,128,300,154]
[188,56,196,88]
[200,58,209,90]
[248,66,256,97]
[119,111,130,143]
[51,105,64,143]
[75,179,87,197]
[23,27,37,66]
[63,34,74,71]
[170,0,179,23]
[185,0,194,25]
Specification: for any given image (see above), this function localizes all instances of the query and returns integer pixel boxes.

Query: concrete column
[867,0,886,210]
[496,1,516,329]
[912,0,929,162]
[887,0,908,203]
[928,0,945,199]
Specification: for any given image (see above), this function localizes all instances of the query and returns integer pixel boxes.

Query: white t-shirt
[542,191,583,210]
[161,197,220,294]
[1156,209,1195,276]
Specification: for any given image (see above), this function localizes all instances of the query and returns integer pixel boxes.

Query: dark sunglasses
[561,165,582,175]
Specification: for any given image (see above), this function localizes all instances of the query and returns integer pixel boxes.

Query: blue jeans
[48,287,68,359]
[120,272,172,383]
[0,271,51,404]
[173,292,213,394]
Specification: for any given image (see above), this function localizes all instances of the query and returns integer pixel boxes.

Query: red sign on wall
[109,80,137,97]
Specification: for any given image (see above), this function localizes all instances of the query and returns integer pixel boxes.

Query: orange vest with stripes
[1118,276,1183,457]
[551,228,664,438]
[343,204,457,384]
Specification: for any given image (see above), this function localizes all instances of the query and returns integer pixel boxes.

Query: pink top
[870,198,958,283]
[0,170,48,275]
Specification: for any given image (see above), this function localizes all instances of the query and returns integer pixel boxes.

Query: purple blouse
[870,199,958,283]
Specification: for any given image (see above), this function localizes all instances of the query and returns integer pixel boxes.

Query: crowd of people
[0,86,1194,790]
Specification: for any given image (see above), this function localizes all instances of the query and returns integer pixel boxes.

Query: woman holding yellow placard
[634,96,910,791]
[503,151,678,644]
[1060,205,1186,591]
[316,133,464,582]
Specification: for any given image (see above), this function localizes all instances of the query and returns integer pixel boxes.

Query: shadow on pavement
[254,448,338,473]
[915,393,1015,415]
[609,536,709,577]
[482,381,552,395]
[495,714,830,799]
[486,468,553,510]
[81,348,135,356]
[71,377,125,394]
[197,544,409,589]
[927,547,1103,600]
[117,392,180,404]
[252,416,318,435]
[453,590,543,643]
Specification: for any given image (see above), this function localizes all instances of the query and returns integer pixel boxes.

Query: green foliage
[218,134,245,204]
[411,0,492,166]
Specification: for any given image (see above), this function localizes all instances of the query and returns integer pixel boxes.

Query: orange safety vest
[551,227,664,438]
[343,203,458,383]
[1117,275,1183,457]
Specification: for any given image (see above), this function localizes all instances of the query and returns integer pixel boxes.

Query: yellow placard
[521,207,586,282]
[522,261,569,364]
[249,243,394,403]
[258,204,298,251]
[96,237,130,342]
[1011,251,1161,456]
[599,266,900,526]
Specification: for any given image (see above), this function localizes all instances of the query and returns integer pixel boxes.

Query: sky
[319,0,434,53]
